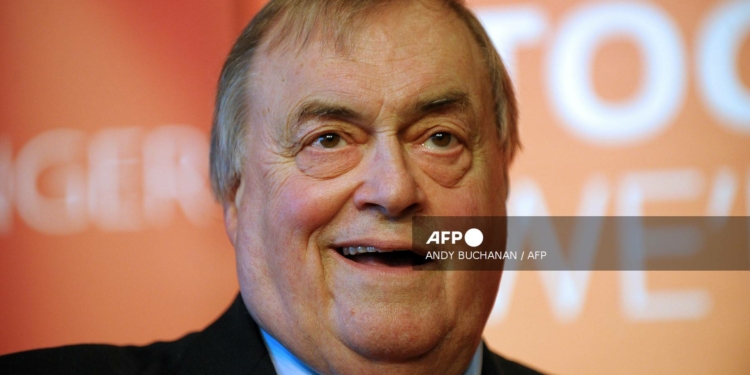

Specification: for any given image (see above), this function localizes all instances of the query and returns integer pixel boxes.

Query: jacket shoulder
[0,295,276,375]
[0,335,197,375]
[481,343,547,375]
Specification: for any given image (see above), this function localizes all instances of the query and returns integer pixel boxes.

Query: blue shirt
[261,329,483,375]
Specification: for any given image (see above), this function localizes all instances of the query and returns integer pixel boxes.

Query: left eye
[313,133,347,149]
[423,132,456,149]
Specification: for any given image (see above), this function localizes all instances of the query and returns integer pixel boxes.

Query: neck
[260,329,483,375]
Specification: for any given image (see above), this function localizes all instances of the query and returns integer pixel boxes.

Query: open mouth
[336,246,432,267]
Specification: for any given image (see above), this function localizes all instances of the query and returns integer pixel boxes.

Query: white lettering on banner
[16,129,88,234]
[476,2,750,143]
[707,167,739,218]
[143,125,213,228]
[492,176,609,323]
[3,125,214,235]
[546,2,686,144]
[617,171,712,321]
[697,1,750,132]
[489,169,747,324]
[476,6,548,80]
[88,127,144,231]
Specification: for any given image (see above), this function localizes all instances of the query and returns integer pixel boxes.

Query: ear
[223,178,245,247]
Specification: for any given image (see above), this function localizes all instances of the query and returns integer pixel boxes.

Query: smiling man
[0,0,541,374]
[210,0,536,374]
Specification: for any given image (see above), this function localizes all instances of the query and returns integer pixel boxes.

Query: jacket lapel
[177,295,277,375]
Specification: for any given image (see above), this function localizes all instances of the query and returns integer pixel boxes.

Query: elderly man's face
[225,1,506,374]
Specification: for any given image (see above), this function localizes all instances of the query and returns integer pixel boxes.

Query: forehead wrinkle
[279,90,380,142]
[287,98,362,134]
[411,88,478,131]
[416,89,470,115]
[252,0,490,147]
[258,0,400,62]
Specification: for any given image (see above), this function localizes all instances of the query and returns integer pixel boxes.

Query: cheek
[235,171,357,308]
[270,174,358,238]
[450,271,502,322]
[296,147,362,179]
[427,160,506,217]
[410,147,472,188]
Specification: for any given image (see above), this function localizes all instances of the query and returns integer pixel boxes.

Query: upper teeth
[342,246,381,256]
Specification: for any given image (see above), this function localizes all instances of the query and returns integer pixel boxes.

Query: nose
[353,138,424,218]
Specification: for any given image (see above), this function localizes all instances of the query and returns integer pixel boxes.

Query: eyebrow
[414,90,470,118]
[285,89,473,138]
[293,100,363,126]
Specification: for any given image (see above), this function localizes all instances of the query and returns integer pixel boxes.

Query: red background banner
[1,1,749,374]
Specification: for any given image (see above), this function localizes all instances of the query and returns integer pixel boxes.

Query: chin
[331,296,475,364]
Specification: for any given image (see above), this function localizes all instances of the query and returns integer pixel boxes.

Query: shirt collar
[260,329,483,375]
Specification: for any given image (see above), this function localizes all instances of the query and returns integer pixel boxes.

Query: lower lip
[329,248,436,276]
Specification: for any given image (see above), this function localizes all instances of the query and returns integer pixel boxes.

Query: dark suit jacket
[0,295,544,374]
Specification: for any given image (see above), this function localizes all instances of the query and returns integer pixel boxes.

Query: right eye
[312,133,347,149]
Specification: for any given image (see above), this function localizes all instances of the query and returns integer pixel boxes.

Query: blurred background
[1,0,749,373]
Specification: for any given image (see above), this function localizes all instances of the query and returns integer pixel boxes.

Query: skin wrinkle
[226,2,506,374]
[288,84,480,183]
[288,91,477,147]
[211,0,520,204]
